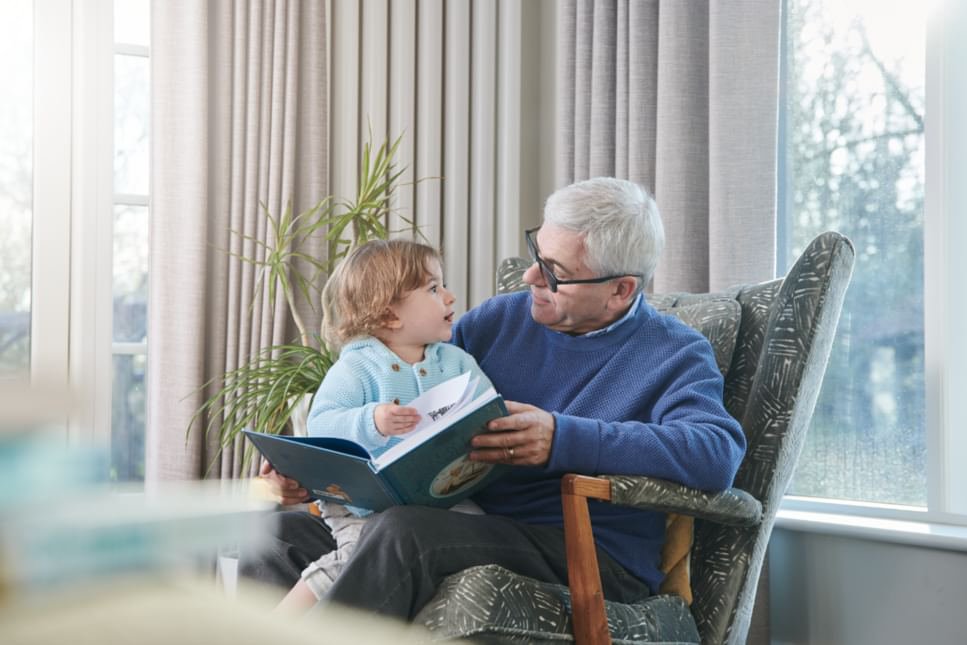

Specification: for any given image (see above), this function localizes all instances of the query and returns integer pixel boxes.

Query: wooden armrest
[561,474,613,645]
[560,474,761,644]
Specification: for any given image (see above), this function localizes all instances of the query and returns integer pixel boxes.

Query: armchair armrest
[602,475,762,527]
[560,474,762,645]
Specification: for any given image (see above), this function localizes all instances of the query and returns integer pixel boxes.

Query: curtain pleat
[148,0,327,482]
[557,0,780,293]
[654,2,711,292]
[589,0,617,177]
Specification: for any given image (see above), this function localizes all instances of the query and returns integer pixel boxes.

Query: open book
[243,372,508,511]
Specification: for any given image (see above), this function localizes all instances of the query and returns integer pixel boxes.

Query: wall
[769,528,967,644]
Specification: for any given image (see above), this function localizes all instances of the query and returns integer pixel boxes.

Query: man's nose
[523,261,545,287]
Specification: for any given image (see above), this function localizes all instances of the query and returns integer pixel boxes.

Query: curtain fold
[557,0,780,293]
[148,0,327,482]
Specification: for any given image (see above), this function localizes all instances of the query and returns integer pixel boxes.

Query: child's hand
[375,403,421,436]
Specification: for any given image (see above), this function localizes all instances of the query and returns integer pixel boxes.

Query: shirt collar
[581,293,643,338]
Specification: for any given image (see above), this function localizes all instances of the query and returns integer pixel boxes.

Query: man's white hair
[543,177,664,294]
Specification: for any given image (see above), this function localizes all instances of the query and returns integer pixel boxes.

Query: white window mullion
[31,0,73,397]
[68,0,114,444]
[115,193,149,207]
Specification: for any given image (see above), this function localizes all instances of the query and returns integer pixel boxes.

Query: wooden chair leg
[561,474,613,645]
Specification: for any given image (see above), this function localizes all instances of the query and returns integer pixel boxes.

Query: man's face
[523,224,623,335]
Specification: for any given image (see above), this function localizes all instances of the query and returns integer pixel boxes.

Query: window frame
[31,0,72,396]
[33,0,149,470]
[778,1,967,538]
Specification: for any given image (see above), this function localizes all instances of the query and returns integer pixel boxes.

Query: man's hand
[259,459,309,505]
[374,403,421,436]
[469,400,556,466]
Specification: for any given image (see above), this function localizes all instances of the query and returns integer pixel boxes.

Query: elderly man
[241,177,745,619]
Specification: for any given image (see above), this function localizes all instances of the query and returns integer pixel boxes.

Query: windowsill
[775,507,967,553]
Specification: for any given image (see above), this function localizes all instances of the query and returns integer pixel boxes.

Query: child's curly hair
[321,239,443,351]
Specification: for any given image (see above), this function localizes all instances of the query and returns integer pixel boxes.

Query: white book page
[407,372,475,434]
[373,383,498,470]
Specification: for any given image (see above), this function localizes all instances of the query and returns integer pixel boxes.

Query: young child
[276,239,493,612]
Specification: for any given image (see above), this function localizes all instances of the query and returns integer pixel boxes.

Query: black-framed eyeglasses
[524,227,643,293]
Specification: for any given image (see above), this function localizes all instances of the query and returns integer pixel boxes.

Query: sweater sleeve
[306,358,392,453]
[545,336,746,492]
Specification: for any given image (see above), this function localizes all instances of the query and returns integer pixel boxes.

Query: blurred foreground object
[2,576,437,644]
[0,384,270,598]
[0,384,433,642]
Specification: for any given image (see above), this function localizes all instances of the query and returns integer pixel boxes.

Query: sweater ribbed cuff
[547,413,600,474]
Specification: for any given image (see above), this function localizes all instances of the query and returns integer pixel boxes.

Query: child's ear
[380,307,402,330]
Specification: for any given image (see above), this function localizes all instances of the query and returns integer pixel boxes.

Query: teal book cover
[243,377,508,512]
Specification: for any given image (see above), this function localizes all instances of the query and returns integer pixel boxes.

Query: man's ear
[609,276,638,307]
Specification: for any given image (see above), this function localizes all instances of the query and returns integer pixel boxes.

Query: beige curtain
[147,0,327,482]
[557,0,781,293]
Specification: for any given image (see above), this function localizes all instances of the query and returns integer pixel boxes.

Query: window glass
[0,2,33,377]
[114,54,150,195]
[781,0,926,505]
[112,9,149,483]
[111,353,146,482]
[113,205,148,343]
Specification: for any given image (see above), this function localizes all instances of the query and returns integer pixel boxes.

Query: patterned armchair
[415,231,854,644]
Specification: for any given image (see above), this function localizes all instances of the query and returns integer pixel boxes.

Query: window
[780,0,967,523]
[1,0,149,483]
[780,0,927,506]
[0,3,34,378]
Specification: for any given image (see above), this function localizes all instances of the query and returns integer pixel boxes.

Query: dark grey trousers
[239,505,652,620]
[237,509,336,598]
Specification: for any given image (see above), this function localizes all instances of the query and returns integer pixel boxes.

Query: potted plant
[190,134,418,470]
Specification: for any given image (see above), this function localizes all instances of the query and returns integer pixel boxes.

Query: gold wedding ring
[508,447,515,458]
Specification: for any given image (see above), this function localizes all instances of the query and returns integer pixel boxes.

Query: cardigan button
[391,363,400,372]
[419,368,427,377]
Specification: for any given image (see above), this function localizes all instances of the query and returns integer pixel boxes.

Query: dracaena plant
[190,133,416,470]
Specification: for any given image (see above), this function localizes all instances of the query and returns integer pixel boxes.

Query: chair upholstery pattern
[687,232,853,644]
[604,476,761,527]
[422,232,854,644]
[419,565,700,645]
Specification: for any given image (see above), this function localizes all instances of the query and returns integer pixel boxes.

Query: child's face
[387,259,457,346]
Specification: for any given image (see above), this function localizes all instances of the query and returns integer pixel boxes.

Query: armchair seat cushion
[416,564,700,644]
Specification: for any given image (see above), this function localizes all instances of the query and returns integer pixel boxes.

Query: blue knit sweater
[452,291,745,592]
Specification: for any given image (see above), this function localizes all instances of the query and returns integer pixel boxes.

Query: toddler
[276,239,493,612]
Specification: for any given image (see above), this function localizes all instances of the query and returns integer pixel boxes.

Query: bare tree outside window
[781,0,926,505]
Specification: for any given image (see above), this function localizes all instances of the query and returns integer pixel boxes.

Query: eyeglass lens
[526,230,558,292]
